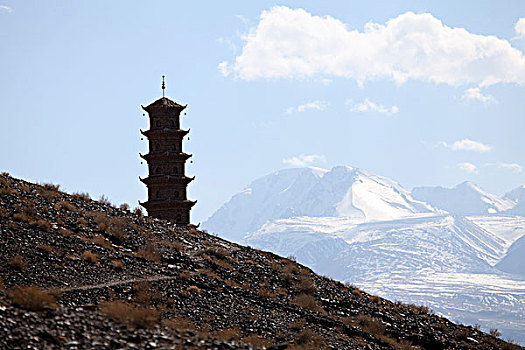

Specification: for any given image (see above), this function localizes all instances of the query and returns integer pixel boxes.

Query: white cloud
[515,18,525,38]
[236,15,249,25]
[282,154,326,167]
[461,87,497,104]
[457,162,478,174]
[498,163,523,172]
[285,100,328,114]
[0,5,12,13]
[484,162,524,173]
[217,61,230,77]
[223,7,525,86]
[349,98,398,115]
[442,139,492,152]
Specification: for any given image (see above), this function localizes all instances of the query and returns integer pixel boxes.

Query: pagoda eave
[140,199,196,210]
[139,152,192,162]
[140,175,195,185]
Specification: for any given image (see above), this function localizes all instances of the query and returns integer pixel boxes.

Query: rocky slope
[0,172,520,349]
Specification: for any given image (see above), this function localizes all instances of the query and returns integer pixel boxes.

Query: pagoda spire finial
[161,75,166,97]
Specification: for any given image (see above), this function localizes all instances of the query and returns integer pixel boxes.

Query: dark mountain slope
[0,172,520,349]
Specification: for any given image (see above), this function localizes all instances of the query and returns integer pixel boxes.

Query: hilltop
[0,172,520,349]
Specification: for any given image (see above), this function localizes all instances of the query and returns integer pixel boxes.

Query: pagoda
[139,77,196,224]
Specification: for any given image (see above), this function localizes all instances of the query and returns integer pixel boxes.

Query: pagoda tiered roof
[140,128,190,137]
[141,97,187,112]
[139,175,195,186]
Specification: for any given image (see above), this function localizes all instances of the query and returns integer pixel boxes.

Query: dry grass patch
[99,300,159,329]
[136,242,161,263]
[292,293,323,312]
[38,244,59,256]
[296,275,316,295]
[72,192,91,202]
[13,212,32,223]
[82,250,98,264]
[292,328,324,348]
[185,285,202,295]
[30,219,51,231]
[92,235,113,249]
[8,255,28,270]
[55,200,78,212]
[8,286,58,311]
[110,259,125,270]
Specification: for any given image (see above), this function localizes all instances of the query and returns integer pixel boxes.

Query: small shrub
[490,328,501,337]
[0,188,16,196]
[83,250,98,264]
[13,212,32,222]
[30,219,51,231]
[92,235,112,249]
[55,200,78,212]
[292,293,322,312]
[287,255,297,262]
[99,300,159,329]
[369,295,381,304]
[296,275,316,295]
[119,203,130,211]
[136,242,161,263]
[19,184,31,192]
[186,285,201,294]
[258,288,277,298]
[197,247,228,260]
[356,314,386,336]
[98,195,112,206]
[38,244,58,256]
[133,207,143,216]
[8,255,28,270]
[8,286,58,311]
[72,192,91,201]
[77,217,88,228]
[110,260,125,270]
[42,183,60,191]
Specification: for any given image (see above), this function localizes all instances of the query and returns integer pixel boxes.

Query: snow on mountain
[504,185,525,216]
[496,234,525,276]
[411,181,515,215]
[204,166,525,343]
[204,166,436,242]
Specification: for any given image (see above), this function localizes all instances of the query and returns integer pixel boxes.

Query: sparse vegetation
[110,259,125,270]
[99,300,159,329]
[0,173,519,350]
[8,286,58,311]
[82,250,98,264]
[8,255,28,270]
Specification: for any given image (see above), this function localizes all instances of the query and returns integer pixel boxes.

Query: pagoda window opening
[155,167,160,175]
[154,143,160,151]
[156,120,161,127]
[176,214,182,222]
[170,120,175,127]
[175,190,180,198]
[173,166,178,174]
[156,190,160,199]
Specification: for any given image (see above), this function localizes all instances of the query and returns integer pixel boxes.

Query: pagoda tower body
[139,94,196,224]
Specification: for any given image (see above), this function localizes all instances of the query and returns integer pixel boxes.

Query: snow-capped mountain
[411,181,515,215]
[205,166,437,242]
[203,166,525,343]
[504,185,525,216]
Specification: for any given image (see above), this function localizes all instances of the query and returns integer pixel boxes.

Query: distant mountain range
[204,166,525,344]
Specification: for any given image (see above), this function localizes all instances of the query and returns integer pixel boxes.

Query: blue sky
[1,1,525,223]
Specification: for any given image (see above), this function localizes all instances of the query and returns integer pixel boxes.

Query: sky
[1,1,525,223]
